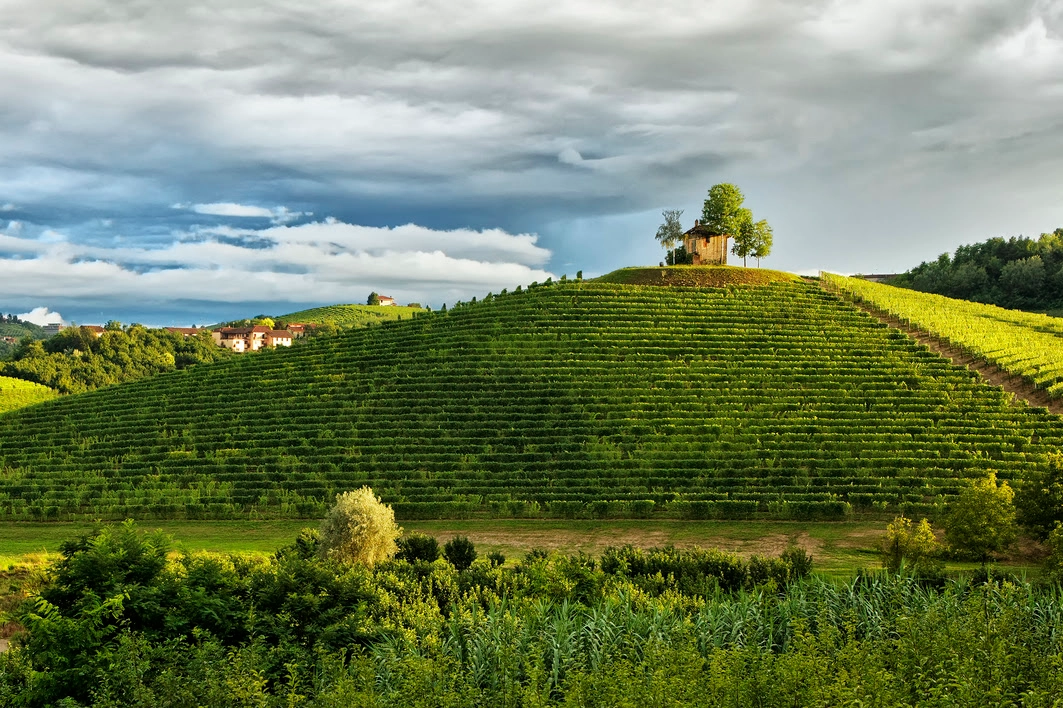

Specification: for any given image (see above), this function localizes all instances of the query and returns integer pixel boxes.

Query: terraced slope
[0,279,1061,521]
[277,303,423,327]
[825,273,1063,397]
[0,376,57,414]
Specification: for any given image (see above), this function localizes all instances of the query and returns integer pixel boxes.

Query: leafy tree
[1042,522,1063,583]
[999,255,1046,298]
[882,515,941,575]
[443,535,477,571]
[1015,453,1063,541]
[655,209,684,258]
[733,216,773,268]
[750,219,773,267]
[944,472,1018,564]
[701,183,748,238]
[319,486,402,566]
[367,292,381,306]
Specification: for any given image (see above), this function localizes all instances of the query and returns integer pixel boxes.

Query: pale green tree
[945,472,1018,564]
[729,209,759,267]
[750,220,773,267]
[655,209,684,256]
[319,486,402,565]
[882,515,941,575]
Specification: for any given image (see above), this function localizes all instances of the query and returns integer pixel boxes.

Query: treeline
[890,229,1063,310]
[0,325,232,394]
[3,522,1063,706]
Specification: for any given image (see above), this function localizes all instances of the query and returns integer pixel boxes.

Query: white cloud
[16,306,64,326]
[175,202,307,225]
[0,219,555,306]
[0,204,15,212]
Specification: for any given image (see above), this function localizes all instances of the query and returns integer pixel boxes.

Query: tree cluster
[0,325,231,394]
[890,229,1063,310]
[655,183,774,267]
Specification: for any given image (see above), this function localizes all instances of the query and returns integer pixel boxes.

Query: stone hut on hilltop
[682,220,730,265]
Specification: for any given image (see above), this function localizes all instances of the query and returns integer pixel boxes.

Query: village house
[212,325,294,353]
[682,220,730,266]
[377,295,396,306]
[283,323,312,337]
[82,325,106,337]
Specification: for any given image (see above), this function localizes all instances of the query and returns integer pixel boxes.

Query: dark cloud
[1,0,1062,319]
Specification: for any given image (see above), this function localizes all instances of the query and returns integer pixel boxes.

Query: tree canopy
[890,229,1063,310]
[701,183,773,267]
[944,472,1017,564]
[701,183,748,238]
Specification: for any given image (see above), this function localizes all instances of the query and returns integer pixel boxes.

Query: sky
[2,0,1062,326]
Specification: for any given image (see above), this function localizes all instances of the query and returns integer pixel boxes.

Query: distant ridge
[276,303,423,327]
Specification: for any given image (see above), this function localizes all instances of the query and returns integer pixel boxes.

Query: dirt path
[838,293,1063,415]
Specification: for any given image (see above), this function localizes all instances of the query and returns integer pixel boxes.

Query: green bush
[443,536,477,571]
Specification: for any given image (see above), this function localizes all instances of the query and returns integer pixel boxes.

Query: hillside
[0,317,48,360]
[826,273,1063,398]
[0,375,57,414]
[0,277,1061,521]
[276,303,424,328]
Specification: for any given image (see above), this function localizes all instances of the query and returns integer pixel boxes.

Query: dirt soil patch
[594,266,800,288]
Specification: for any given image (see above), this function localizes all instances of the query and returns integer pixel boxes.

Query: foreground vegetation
[826,273,1063,397]
[1,277,1063,520]
[1,522,1061,706]
[0,377,56,415]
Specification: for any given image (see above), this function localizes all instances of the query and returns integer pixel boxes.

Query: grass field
[0,519,1041,578]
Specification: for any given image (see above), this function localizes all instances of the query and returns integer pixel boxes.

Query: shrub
[397,533,440,563]
[319,487,402,566]
[945,473,1017,564]
[443,536,477,571]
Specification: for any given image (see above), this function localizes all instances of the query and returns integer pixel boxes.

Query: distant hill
[0,325,231,394]
[0,375,57,414]
[0,270,1060,522]
[0,316,48,360]
[276,303,424,328]
[888,229,1063,313]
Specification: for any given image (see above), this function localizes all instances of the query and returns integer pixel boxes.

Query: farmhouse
[377,295,396,306]
[212,325,294,353]
[682,220,730,266]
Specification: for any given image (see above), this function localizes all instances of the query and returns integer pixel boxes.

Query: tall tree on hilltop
[750,220,774,267]
[701,183,748,239]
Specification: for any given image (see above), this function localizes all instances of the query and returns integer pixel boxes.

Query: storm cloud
[1,0,1062,322]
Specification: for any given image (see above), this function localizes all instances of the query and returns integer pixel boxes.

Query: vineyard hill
[0,273,1061,521]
